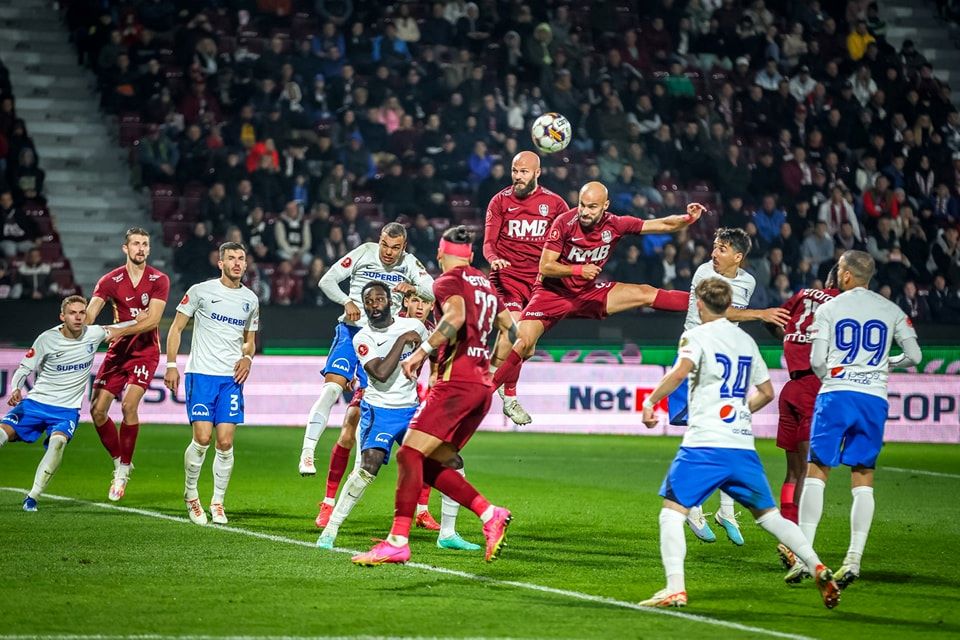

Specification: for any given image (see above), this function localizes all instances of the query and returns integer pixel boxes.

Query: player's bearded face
[125,236,149,265]
[577,197,606,227]
[220,250,246,281]
[512,165,537,197]
[364,290,391,326]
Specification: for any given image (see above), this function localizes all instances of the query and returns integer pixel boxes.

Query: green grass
[1,425,958,639]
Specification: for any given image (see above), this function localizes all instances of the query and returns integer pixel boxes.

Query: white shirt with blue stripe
[684,262,756,330]
[12,325,108,409]
[177,278,260,377]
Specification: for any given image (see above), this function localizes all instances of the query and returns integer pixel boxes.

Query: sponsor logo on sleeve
[548,228,560,241]
[25,348,35,358]
[180,293,189,305]
[341,256,353,268]
[358,343,369,356]
[906,317,914,327]
[830,366,845,379]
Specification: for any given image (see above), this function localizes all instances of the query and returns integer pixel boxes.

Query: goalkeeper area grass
[1,425,958,640]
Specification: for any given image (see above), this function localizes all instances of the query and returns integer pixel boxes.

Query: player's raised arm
[319,245,364,319]
[401,295,465,380]
[84,295,107,326]
[163,311,191,393]
[638,202,706,234]
[726,302,791,327]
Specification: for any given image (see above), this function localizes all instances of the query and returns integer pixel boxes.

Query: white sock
[212,447,234,504]
[0,429,8,448]
[756,509,822,571]
[302,382,342,453]
[117,463,131,479]
[28,434,67,499]
[846,486,874,568]
[416,502,429,515]
[686,504,703,522]
[718,491,736,518]
[798,477,826,546]
[322,496,335,507]
[183,439,209,500]
[479,504,495,523]
[113,456,121,472]
[325,468,375,535]
[659,508,687,593]
[439,468,465,538]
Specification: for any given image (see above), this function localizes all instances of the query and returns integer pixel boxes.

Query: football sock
[326,468,375,535]
[439,469,465,538]
[424,458,488,517]
[686,504,703,522]
[389,445,425,541]
[659,508,687,593]
[303,382,341,453]
[780,482,798,523]
[325,443,351,501]
[846,486,874,568]
[0,428,8,448]
[798,477,826,546]
[416,483,432,514]
[756,509,822,571]
[28,434,67,499]
[718,491,736,519]
[183,439,209,500]
[492,349,524,389]
[117,463,131,480]
[119,422,139,465]
[652,289,690,312]
[95,417,122,459]
[212,447,234,504]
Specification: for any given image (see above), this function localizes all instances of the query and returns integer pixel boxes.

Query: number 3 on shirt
[474,290,498,343]
[715,354,752,399]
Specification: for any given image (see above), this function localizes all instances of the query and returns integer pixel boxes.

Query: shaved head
[576,181,610,228]
[511,151,541,197]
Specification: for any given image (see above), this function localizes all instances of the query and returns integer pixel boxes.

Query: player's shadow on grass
[869,569,960,589]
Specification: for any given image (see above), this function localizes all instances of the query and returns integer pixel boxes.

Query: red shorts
[408,380,492,451]
[347,387,364,409]
[93,352,159,397]
[520,282,614,331]
[490,269,536,312]
[777,373,821,452]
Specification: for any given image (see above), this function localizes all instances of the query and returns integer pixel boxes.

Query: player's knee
[90,404,108,424]
[193,432,212,447]
[338,430,356,448]
[216,435,234,450]
[48,433,69,451]
[120,401,140,423]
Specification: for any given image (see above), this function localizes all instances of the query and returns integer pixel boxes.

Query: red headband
[439,239,473,258]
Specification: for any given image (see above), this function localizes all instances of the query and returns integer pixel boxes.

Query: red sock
[503,357,522,397]
[492,349,524,389]
[424,459,489,517]
[326,443,351,500]
[389,446,424,539]
[652,289,690,312]
[119,423,139,465]
[780,482,797,523]
[418,483,432,506]
[94,417,121,460]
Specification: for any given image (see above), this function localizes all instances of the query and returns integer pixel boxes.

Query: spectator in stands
[931,183,960,224]
[749,150,780,198]
[414,161,450,219]
[0,258,21,299]
[867,215,899,265]
[613,245,646,285]
[863,174,899,223]
[847,20,875,61]
[301,256,328,307]
[138,124,178,186]
[275,201,312,267]
[931,227,960,283]
[772,222,800,266]
[316,225,349,265]
[316,162,351,212]
[754,194,786,244]
[780,147,812,198]
[801,220,834,273]
[271,260,303,306]
[929,274,959,322]
[791,257,817,291]
[835,220,867,252]
[717,144,751,200]
[18,247,53,300]
[0,191,38,257]
[819,186,860,240]
[200,182,233,236]
[772,273,793,304]
[243,206,272,262]
[408,213,439,270]
[896,280,930,323]
[477,162,505,209]
[175,221,215,286]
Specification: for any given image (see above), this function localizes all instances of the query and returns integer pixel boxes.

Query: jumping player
[491,182,695,393]
[670,228,790,545]
[638,278,839,610]
[164,241,260,525]
[351,226,520,566]
[789,250,921,589]
[484,151,568,425]
[2,296,133,511]
[300,222,434,476]
[85,227,170,501]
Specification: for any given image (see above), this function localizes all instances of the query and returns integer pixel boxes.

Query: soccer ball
[531,112,572,154]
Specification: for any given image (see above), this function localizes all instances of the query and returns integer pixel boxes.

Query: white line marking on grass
[0,636,523,640]
[883,466,960,479]
[0,487,812,640]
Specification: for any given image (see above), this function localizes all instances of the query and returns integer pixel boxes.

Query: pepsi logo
[719,404,737,423]
[830,366,845,378]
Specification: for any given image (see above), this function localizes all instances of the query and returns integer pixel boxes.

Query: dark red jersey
[781,287,840,373]
[541,209,644,294]
[483,185,568,279]
[432,265,504,385]
[92,265,170,360]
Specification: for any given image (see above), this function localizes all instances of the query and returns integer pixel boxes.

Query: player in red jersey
[491,182,700,394]
[85,227,170,501]
[484,151,568,425]
[769,267,840,534]
[352,226,521,566]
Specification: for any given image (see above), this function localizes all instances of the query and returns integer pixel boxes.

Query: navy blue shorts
[660,446,777,511]
[185,373,244,425]
[809,390,889,469]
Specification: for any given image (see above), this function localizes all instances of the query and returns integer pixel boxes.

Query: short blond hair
[61,294,87,313]
[695,278,732,315]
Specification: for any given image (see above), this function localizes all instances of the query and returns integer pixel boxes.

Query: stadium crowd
[55,0,960,323]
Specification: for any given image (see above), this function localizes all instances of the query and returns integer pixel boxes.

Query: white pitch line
[0,636,525,640]
[0,487,812,640]
[883,466,960,479]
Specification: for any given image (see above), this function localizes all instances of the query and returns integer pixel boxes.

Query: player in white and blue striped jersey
[298,222,434,476]
[789,250,921,589]
[670,228,791,544]
[639,278,839,610]
[1,295,134,511]
[164,242,260,526]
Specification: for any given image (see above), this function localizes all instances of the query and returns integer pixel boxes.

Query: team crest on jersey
[601,230,612,243]
[242,301,251,313]
[341,256,352,268]
[719,404,737,423]
[141,293,149,306]
[905,317,914,327]
[25,348,35,358]
[539,204,549,216]
[87,343,96,353]
[358,343,369,356]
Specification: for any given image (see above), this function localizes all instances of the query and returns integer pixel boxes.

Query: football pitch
[1,425,958,640]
